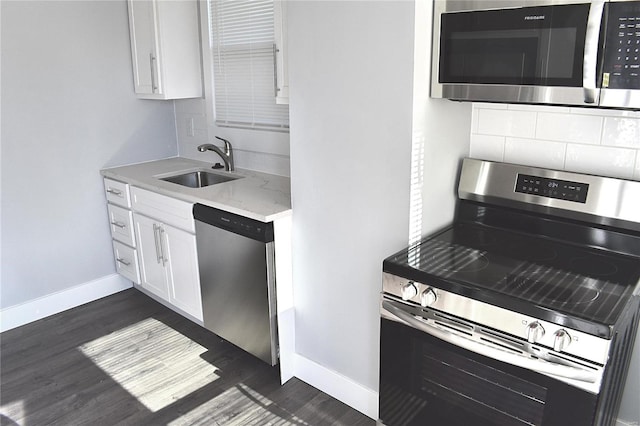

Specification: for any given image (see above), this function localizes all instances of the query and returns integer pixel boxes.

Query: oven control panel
[515,174,589,203]
[382,273,610,365]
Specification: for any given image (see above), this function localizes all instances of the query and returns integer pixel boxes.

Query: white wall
[1,1,178,312]
[288,0,414,402]
[175,98,291,176]
[410,0,471,244]
[286,0,470,418]
[470,103,640,426]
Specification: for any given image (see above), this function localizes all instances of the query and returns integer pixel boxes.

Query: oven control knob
[526,322,545,343]
[553,329,571,352]
[420,288,437,307]
[401,281,418,300]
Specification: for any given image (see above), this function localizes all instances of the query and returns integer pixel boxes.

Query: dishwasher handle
[193,203,274,243]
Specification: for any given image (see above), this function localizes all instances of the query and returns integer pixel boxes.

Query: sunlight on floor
[78,318,220,412]
[169,383,309,426]
[0,399,24,425]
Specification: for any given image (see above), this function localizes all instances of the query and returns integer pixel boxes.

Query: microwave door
[432,1,604,107]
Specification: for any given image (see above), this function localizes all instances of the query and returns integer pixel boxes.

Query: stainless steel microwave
[431,0,640,109]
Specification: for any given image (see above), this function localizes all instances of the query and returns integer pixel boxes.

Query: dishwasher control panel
[193,204,274,242]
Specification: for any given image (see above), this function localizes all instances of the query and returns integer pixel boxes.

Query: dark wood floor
[0,289,374,426]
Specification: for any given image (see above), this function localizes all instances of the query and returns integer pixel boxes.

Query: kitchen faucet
[197,136,234,171]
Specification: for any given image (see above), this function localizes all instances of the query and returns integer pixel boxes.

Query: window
[208,0,289,130]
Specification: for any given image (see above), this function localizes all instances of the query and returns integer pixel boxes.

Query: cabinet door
[161,223,203,321]
[133,213,170,300]
[274,0,289,104]
[127,0,161,95]
[126,0,201,99]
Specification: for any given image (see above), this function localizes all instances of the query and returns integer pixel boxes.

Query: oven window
[379,317,599,426]
[438,4,589,87]
[420,340,546,425]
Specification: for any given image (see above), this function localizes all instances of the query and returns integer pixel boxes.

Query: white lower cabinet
[160,222,202,318]
[104,178,140,284]
[134,213,171,300]
[131,190,203,322]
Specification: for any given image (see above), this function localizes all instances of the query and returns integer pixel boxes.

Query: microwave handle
[583,1,606,104]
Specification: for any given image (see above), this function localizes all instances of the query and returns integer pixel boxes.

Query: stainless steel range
[379,159,640,426]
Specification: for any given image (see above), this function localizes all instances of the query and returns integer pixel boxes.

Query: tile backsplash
[470,103,640,180]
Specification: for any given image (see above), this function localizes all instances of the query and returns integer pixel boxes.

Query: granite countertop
[101,157,291,222]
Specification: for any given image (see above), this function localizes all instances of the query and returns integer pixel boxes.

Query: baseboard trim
[293,353,378,420]
[0,274,132,333]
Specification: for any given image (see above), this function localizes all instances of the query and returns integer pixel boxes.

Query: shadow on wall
[103,102,178,169]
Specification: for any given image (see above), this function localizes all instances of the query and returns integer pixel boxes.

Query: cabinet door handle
[107,188,122,196]
[116,258,131,266]
[158,226,167,266]
[149,53,158,93]
[111,221,126,229]
[153,224,162,264]
[272,43,279,97]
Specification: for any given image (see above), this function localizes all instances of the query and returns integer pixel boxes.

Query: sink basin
[160,170,240,188]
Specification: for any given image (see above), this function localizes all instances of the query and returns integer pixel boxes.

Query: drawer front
[130,186,195,233]
[104,178,131,208]
[107,203,136,247]
[113,240,140,284]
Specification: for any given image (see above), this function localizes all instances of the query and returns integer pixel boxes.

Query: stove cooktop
[384,222,640,336]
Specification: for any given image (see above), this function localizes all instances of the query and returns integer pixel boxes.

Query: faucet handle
[215,136,231,146]
[215,136,232,156]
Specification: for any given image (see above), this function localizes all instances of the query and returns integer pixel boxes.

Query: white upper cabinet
[274,0,289,105]
[127,0,202,100]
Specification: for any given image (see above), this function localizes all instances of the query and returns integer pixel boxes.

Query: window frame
[200,0,289,133]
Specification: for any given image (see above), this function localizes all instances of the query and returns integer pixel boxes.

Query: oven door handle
[382,301,598,383]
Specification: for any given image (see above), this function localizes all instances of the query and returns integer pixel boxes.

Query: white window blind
[208,0,289,130]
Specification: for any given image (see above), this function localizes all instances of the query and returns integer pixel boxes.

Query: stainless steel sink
[160,170,241,188]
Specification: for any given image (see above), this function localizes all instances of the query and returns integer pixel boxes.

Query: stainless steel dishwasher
[193,203,278,365]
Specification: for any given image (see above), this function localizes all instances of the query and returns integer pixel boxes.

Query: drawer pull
[107,188,123,196]
[111,221,126,229]
[116,258,131,266]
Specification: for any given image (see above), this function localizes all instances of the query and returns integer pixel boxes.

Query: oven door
[379,298,599,426]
